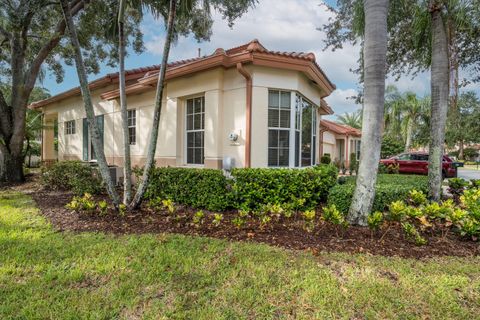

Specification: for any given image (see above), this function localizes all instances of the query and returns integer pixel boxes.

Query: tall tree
[60,0,121,206]
[348,0,389,225]
[0,0,144,183]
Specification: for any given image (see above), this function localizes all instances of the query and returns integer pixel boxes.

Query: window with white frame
[268,90,318,167]
[65,120,76,135]
[186,96,204,165]
[127,109,136,145]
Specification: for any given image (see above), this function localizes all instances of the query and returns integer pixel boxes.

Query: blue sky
[42,0,479,118]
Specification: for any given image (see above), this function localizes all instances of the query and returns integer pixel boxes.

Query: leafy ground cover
[1,191,480,319]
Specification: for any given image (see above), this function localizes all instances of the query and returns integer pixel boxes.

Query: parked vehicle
[380,152,463,178]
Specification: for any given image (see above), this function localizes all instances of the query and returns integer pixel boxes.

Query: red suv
[380,152,461,178]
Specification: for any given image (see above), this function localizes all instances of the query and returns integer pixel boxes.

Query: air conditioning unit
[108,166,124,186]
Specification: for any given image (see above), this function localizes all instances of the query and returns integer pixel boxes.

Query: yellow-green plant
[65,196,82,212]
[212,213,223,226]
[192,210,205,225]
[98,200,108,215]
[322,205,348,228]
[406,206,423,219]
[388,200,407,221]
[303,210,316,232]
[409,189,428,206]
[458,217,480,238]
[423,202,443,219]
[401,222,427,246]
[367,211,384,231]
[162,199,175,215]
[446,208,468,225]
[118,204,127,216]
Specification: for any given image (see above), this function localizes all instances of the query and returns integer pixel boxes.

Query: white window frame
[127,109,136,145]
[65,120,76,135]
[185,96,205,166]
[267,90,318,168]
[267,90,291,167]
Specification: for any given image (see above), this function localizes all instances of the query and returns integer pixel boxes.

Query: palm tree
[336,110,362,129]
[60,0,121,207]
[348,0,389,226]
[428,0,449,201]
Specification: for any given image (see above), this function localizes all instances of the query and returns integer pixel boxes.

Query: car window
[397,154,411,160]
[412,154,428,161]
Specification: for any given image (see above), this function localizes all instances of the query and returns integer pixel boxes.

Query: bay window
[268,90,318,167]
[186,96,205,165]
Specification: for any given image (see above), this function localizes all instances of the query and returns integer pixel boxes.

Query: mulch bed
[21,183,480,260]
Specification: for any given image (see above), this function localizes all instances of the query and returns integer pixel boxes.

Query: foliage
[401,222,427,246]
[41,161,102,195]
[98,200,108,215]
[212,213,223,227]
[380,135,405,159]
[336,110,362,129]
[65,193,97,214]
[322,204,348,228]
[142,167,231,211]
[4,191,480,319]
[320,154,332,164]
[328,174,428,214]
[349,153,358,175]
[192,210,205,225]
[232,164,338,211]
[367,211,384,231]
[408,189,428,206]
[302,210,316,232]
[448,178,469,202]
[388,201,408,221]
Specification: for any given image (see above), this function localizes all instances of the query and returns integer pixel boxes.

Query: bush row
[328,174,429,213]
[143,165,338,211]
[40,161,103,195]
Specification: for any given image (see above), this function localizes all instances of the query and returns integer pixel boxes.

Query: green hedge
[40,161,103,195]
[231,165,338,211]
[328,174,428,213]
[143,164,338,212]
[144,167,232,211]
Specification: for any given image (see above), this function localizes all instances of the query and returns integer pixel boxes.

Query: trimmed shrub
[327,174,428,213]
[41,161,103,195]
[231,164,338,211]
[320,154,331,164]
[144,167,231,211]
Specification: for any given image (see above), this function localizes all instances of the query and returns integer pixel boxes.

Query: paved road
[457,168,480,180]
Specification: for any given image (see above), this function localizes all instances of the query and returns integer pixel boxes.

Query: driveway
[457,168,480,180]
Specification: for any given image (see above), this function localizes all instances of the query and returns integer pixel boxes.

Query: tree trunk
[118,0,133,205]
[0,147,24,183]
[404,119,413,152]
[428,4,449,201]
[129,0,177,209]
[458,140,464,160]
[60,0,120,207]
[347,0,389,226]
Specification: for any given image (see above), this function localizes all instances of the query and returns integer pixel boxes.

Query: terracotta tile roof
[320,119,361,136]
[31,39,336,108]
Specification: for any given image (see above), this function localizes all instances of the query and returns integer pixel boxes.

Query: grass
[1,191,480,319]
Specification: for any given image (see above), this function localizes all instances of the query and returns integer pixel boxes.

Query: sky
[42,0,480,119]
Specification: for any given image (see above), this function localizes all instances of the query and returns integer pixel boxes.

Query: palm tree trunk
[405,119,413,152]
[129,0,177,209]
[347,0,389,226]
[428,3,449,201]
[118,0,133,205]
[60,0,120,207]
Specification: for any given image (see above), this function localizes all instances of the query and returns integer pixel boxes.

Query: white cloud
[324,88,361,117]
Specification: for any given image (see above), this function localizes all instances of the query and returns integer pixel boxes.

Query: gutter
[236,62,252,168]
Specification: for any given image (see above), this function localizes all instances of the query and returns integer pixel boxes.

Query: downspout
[236,62,252,168]
[345,134,349,168]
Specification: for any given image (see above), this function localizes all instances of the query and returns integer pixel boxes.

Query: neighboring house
[319,119,361,167]
[31,39,337,169]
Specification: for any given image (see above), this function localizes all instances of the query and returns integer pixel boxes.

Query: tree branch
[24,0,86,92]
[0,26,12,41]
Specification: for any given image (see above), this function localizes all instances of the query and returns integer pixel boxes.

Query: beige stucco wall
[42,64,327,169]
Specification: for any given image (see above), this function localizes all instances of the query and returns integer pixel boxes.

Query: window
[267,90,318,167]
[397,153,411,160]
[186,96,204,165]
[65,120,76,135]
[127,109,136,145]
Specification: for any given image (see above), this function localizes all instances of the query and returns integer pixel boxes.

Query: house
[319,119,361,167]
[31,39,337,169]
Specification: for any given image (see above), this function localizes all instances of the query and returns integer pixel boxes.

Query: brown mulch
[19,183,479,260]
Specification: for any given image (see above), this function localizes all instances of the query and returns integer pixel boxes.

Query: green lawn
[1,191,480,319]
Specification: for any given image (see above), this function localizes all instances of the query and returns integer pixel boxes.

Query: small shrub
[446,208,468,225]
[303,210,316,232]
[458,218,480,239]
[162,199,176,215]
[448,178,469,202]
[41,161,102,195]
[98,200,108,215]
[212,213,223,227]
[423,202,443,219]
[367,211,384,231]
[192,210,205,225]
[408,189,427,206]
[320,155,331,164]
[66,193,96,213]
[388,200,408,221]
[322,204,348,228]
[460,188,480,220]
[118,204,127,216]
[401,222,427,246]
